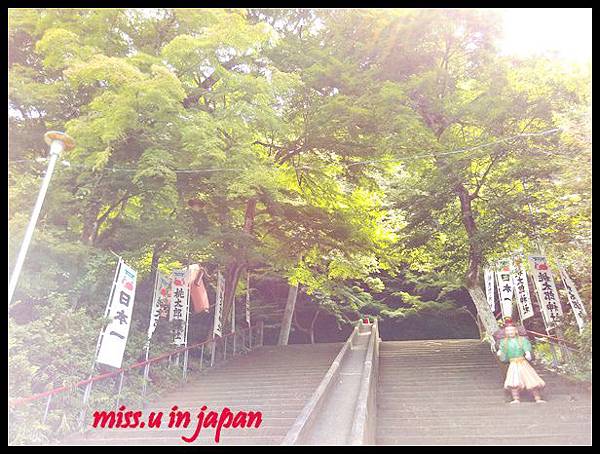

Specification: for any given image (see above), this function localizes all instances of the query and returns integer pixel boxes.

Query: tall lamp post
[8,131,75,304]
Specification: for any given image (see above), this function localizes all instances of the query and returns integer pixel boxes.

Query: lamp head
[44,131,75,151]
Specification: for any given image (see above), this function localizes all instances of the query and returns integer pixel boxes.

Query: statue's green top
[498,336,532,362]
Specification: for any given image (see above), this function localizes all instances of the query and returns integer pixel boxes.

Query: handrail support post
[42,394,52,424]
[115,370,125,411]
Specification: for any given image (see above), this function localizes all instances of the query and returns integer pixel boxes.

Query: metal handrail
[9,321,263,409]
[282,322,360,445]
[349,319,379,445]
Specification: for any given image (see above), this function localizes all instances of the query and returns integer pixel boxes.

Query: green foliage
[561,321,592,381]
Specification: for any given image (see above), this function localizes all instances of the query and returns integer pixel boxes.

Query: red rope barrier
[9,324,256,408]
[526,330,578,349]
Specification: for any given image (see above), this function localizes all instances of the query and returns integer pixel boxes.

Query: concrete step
[376,426,591,440]
[90,418,295,433]
[69,342,344,446]
[64,435,284,446]
[148,399,310,409]
[377,339,592,445]
[378,405,592,416]
[152,387,320,399]
[142,404,305,413]
[378,413,591,426]
[86,425,289,439]
[155,390,319,400]
[376,433,591,445]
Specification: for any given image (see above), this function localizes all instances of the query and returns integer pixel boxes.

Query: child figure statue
[496,319,546,403]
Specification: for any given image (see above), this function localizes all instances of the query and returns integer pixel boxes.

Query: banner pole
[143,265,161,400]
[184,258,191,347]
[80,256,122,430]
[142,340,151,401]
[246,270,251,327]
[495,268,503,319]
[146,265,160,340]
[183,258,191,380]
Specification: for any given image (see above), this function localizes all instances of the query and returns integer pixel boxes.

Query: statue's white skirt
[504,357,546,390]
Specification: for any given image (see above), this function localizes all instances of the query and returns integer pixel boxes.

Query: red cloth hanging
[188,264,210,313]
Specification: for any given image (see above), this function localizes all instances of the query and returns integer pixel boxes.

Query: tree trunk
[148,244,162,290]
[278,283,299,345]
[454,182,499,337]
[476,314,485,340]
[221,197,257,331]
[81,200,102,245]
[308,309,320,344]
[466,285,498,338]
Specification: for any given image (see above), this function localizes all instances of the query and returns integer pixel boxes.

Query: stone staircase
[376,339,592,445]
[58,337,591,446]
[62,343,342,446]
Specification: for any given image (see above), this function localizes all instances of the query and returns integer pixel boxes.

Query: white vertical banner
[557,264,587,332]
[147,271,170,340]
[528,255,563,331]
[96,259,138,369]
[245,271,251,326]
[483,267,496,313]
[496,259,514,319]
[169,269,190,345]
[213,271,225,338]
[512,259,534,321]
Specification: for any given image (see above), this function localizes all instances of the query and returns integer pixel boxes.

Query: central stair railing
[282,319,380,445]
[349,319,380,445]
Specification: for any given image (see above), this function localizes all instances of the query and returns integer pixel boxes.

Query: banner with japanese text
[484,267,496,313]
[169,269,190,346]
[557,264,587,332]
[213,271,225,338]
[96,259,138,369]
[512,258,534,321]
[495,259,514,318]
[529,255,563,331]
[147,271,170,340]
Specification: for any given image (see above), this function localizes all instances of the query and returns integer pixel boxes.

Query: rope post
[549,342,560,369]
[142,341,151,402]
[259,320,264,347]
[554,326,573,365]
[79,379,94,432]
[182,258,191,381]
[115,370,125,411]
[42,394,52,424]
[142,362,150,401]
[182,349,189,381]
[211,340,216,367]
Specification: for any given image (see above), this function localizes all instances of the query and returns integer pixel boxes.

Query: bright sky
[497,8,592,63]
